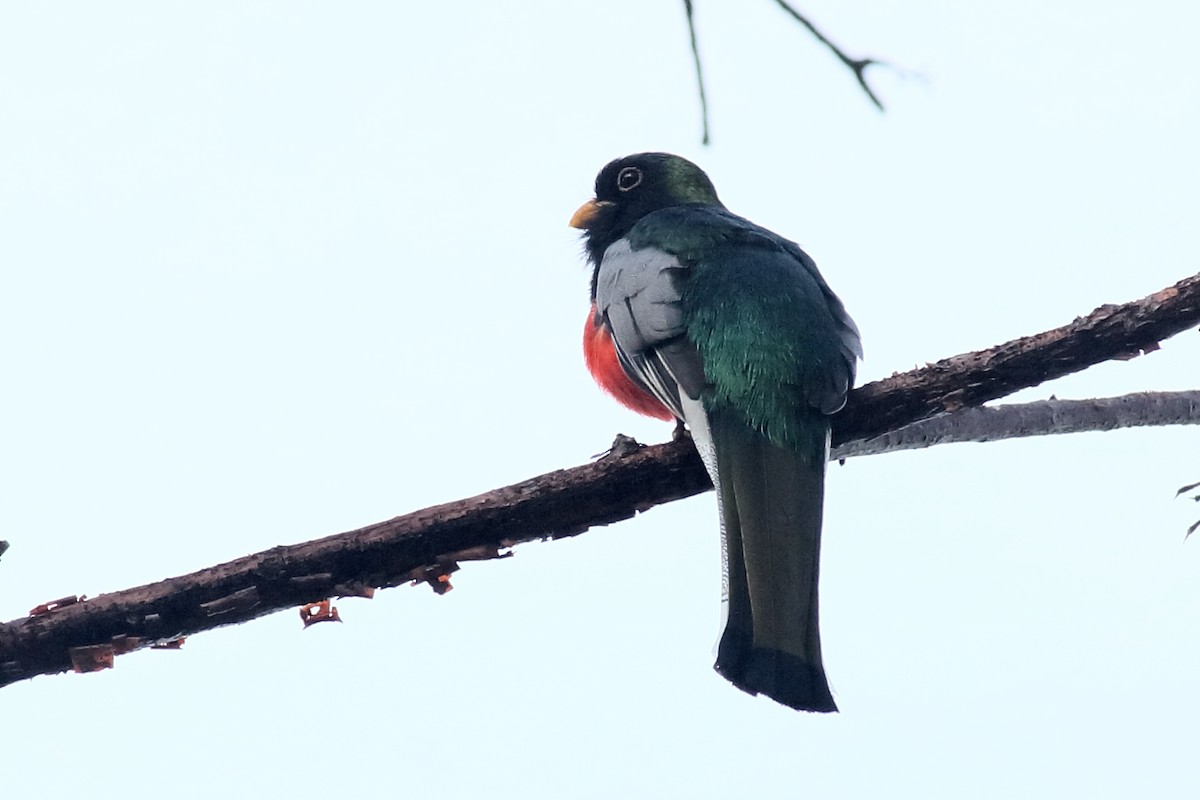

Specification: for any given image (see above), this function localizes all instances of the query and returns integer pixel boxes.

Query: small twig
[680,0,883,143]
[771,0,884,111]
[1176,479,1200,539]
[682,0,711,145]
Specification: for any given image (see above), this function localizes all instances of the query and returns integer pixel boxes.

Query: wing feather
[594,239,706,420]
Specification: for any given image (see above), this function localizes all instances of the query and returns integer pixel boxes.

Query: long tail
[684,398,836,712]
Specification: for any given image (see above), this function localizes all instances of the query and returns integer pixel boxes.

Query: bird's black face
[571,152,721,268]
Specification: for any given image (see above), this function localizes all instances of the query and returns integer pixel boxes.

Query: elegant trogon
[571,153,861,712]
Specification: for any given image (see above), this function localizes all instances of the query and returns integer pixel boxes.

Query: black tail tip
[715,647,838,713]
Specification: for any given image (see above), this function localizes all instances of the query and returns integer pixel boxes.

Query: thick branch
[832,274,1200,443]
[2,272,1198,687]
[0,442,711,689]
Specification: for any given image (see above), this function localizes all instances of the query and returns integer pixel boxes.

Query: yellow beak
[569,199,613,229]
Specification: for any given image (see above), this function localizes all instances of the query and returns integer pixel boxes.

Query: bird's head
[570,152,722,265]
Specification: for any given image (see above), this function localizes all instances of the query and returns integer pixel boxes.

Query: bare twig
[771,0,884,110]
[2,272,1198,687]
[682,0,711,145]
[834,391,1200,459]
[1177,479,1200,540]
[679,0,883,143]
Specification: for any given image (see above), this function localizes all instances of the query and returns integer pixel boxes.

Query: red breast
[583,304,674,421]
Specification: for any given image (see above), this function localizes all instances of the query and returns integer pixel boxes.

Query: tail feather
[702,405,836,713]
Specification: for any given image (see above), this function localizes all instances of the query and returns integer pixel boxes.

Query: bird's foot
[595,433,644,460]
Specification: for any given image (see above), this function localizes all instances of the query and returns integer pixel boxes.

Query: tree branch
[770,0,884,111]
[834,390,1200,459]
[680,1,884,144]
[832,273,1200,442]
[682,0,711,145]
[2,272,1198,688]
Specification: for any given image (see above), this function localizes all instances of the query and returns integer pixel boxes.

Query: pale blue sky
[2,3,1198,798]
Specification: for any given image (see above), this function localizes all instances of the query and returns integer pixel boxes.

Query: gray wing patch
[596,240,687,352]
[595,239,707,419]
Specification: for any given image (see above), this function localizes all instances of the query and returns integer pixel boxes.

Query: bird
[570,153,861,712]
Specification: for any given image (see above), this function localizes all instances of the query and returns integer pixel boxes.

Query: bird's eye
[616,166,643,192]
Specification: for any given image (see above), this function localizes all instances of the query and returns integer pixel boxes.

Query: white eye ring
[617,166,643,192]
